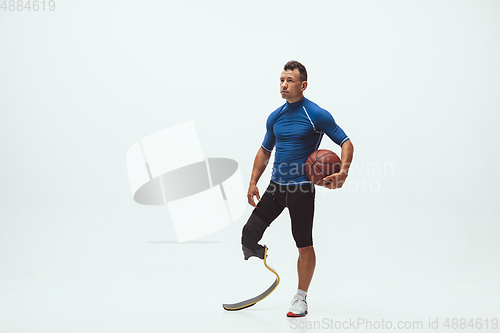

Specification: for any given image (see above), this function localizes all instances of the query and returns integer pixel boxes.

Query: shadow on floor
[147,240,223,244]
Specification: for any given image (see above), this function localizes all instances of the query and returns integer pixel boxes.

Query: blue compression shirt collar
[285,96,306,109]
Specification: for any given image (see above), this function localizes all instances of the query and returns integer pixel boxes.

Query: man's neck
[286,95,304,104]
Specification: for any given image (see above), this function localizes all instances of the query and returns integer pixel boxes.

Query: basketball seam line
[313,163,329,178]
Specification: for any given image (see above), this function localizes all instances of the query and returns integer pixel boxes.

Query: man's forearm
[249,148,272,185]
[340,140,354,174]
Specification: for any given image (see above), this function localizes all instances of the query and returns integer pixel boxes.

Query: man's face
[280,69,307,103]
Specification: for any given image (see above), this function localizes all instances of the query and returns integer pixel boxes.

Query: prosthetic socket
[241,212,269,260]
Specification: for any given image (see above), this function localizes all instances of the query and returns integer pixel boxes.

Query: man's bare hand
[323,171,348,190]
[247,184,261,207]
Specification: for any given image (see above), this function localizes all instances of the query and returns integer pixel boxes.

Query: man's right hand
[247,184,261,208]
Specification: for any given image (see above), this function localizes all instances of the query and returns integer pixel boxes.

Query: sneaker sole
[286,311,308,317]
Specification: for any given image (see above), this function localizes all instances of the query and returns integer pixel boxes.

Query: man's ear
[301,81,308,92]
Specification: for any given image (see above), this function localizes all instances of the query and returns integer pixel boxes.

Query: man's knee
[298,245,315,257]
[241,212,268,250]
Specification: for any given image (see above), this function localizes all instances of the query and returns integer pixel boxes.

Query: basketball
[304,149,341,186]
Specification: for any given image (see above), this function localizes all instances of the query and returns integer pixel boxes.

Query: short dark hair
[284,60,307,82]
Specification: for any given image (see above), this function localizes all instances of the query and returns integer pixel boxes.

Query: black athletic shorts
[253,181,315,248]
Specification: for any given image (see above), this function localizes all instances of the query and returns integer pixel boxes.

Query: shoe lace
[291,296,305,306]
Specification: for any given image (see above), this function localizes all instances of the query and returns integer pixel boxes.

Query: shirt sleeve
[314,109,350,146]
[261,113,276,152]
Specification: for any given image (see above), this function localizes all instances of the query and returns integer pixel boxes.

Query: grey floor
[1,195,498,333]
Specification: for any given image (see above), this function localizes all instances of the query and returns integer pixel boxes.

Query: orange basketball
[304,149,341,186]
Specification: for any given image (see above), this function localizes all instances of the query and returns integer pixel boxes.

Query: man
[241,60,354,317]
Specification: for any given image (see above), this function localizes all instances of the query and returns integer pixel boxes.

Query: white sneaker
[286,295,308,317]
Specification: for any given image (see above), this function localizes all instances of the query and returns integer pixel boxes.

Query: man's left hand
[323,171,348,189]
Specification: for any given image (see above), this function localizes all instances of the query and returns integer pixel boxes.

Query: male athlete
[241,60,354,317]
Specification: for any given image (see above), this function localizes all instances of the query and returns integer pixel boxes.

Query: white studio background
[1,1,499,332]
